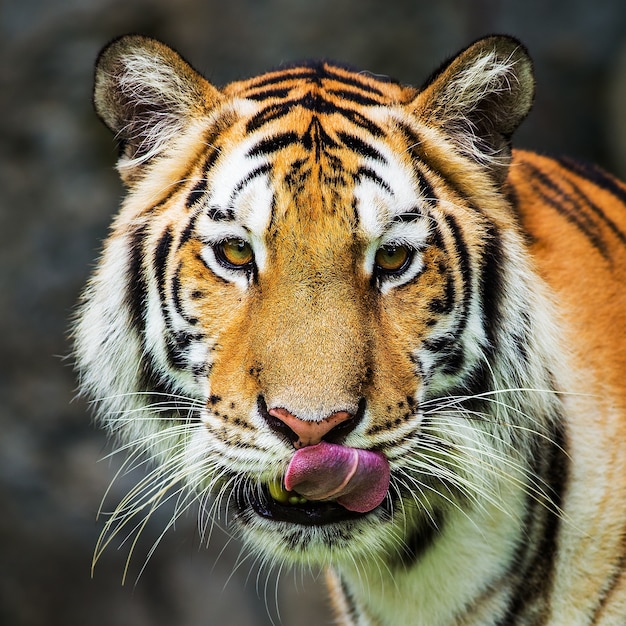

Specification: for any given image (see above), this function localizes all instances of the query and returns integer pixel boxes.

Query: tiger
[73,33,626,625]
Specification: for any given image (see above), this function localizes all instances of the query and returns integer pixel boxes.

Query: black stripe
[192,361,211,378]
[246,102,287,134]
[172,329,202,351]
[393,207,422,223]
[196,251,229,283]
[558,157,626,210]
[395,509,445,569]
[337,104,385,137]
[422,337,465,377]
[185,178,207,208]
[499,419,569,624]
[158,260,203,372]
[441,346,465,375]
[415,165,437,204]
[565,177,622,251]
[172,265,199,326]
[557,157,626,249]
[283,158,309,195]
[247,132,300,157]
[323,65,388,96]
[153,228,189,372]
[126,224,149,334]
[327,88,382,107]
[398,122,431,177]
[301,117,339,161]
[397,121,422,151]
[355,165,392,194]
[590,546,626,623]
[244,62,388,97]
[428,221,446,249]
[524,162,609,259]
[503,179,536,246]
[443,212,472,337]
[396,123,441,204]
[398,121,483,207]
[338,576,361,625]
[478,222,504,353]
[207,205,235,221]
[230,163,272,201]
[336,131,386,162]
[243,68,320,92]
[245,93,385,137]
[203,144,221,174]
[420,213,473,378]
[428,271,455,314]
[138,357,186,417]
[510,310,532,367]
[178,210,202,248]
[185,136,222,209]
[423,334,454,353]
[244,87,292,101]
[427,226,454,314]
[125,227,195,402]
[463,359,492,402]
[154,228,174,306]
[427,220,456,316]
[164,335,188,370]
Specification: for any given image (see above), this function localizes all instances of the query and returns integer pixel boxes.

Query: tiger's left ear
[411,36,534,182]
[94,35,224,181]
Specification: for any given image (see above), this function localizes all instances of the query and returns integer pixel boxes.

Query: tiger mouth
[235,480,372,526]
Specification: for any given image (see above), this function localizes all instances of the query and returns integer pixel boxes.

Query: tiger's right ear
[410,36,534,183]
[94,35,223,178]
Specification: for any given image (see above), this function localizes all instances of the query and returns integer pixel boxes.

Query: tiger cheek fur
[74,34,626,626]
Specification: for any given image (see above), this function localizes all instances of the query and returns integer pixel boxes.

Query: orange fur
[75,35,626,625]
[509,151,626,402]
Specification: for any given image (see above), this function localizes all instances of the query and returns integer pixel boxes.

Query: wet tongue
[284,441,390,513]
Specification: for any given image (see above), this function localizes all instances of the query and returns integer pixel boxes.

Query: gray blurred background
[2,1,626,625]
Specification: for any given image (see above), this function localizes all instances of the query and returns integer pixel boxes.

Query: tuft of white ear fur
[94,35,223,176]
[412,36,534,180]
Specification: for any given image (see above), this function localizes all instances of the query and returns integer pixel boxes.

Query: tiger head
[75,35,559,571]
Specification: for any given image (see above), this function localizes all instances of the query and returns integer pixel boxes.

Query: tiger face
[76,34,626,624]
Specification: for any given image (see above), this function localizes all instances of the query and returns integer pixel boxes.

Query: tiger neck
[331,453,560,626]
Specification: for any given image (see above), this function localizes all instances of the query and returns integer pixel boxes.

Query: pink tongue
[284,441,390,513]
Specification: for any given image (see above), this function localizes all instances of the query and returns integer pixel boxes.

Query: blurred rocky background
[1,1,626,625]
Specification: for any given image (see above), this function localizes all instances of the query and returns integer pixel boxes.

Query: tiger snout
[263,403,363,449]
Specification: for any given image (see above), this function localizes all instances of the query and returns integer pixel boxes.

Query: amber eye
[215,238,254,269]
[374,244,412,274]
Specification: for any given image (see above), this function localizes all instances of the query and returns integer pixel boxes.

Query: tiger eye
[217,238,254,267]
[374,244,411,273]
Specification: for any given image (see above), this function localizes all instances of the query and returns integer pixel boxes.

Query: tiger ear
[94,35,223,178]
[411,35,534,182]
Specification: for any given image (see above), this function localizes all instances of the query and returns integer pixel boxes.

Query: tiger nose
[266,406,356,449]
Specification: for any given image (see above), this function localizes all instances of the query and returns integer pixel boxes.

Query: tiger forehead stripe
[336,131,387,163]
[238,64,399,136]
[244,127,388,167]
[235,61,392,99]
[247,132,300,157]
[244,96,385,136]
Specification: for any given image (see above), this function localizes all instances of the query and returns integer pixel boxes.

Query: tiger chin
[73,33,626,625]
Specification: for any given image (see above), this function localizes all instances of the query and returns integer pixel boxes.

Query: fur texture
[74,35,626,625]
